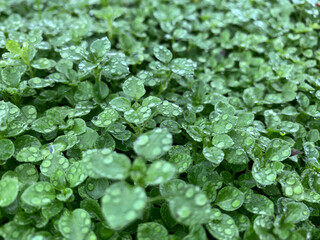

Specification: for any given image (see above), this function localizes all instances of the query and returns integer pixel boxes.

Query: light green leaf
[216,186,244,211]
[101,182,147,230]
[16,146,43,162]
[0,139,14,160]
[103,56,129,80]
[90,37,111,61]
[31,58,55,69]
[122,76,146,100]
[110,97,131,111]
[170,58,196,78]
[31,117,57,134]
[137,222,168,240]
[21,181,55,207]
[92,107,119,128]
[142,96,162,108]
[153,45,172,63]
[211,134,234,149]
[0,177,19,207]
[157,100,182,117]
[134,128,172,161]
[168,183,212,226]
[212,114,237,134]
[224,148,249,165]
[40,153,69,177]
[84,149,131,180]
[124,106,151,125]
[203,146,224,166]
[1,66,26,88]
[66,161,88,187]
[265,138,291,162]
[244,192,274,216]
[145,160,175,185]
[5,39,20,54]
[206,214,239,240]
[58,209,92,240]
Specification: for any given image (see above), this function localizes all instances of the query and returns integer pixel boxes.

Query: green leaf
[103,55,130,80]
[215,101,236,115]
[31,58,55,69]
[90,37,111,61]
[212,114,237,134]
[153,45,173,63]
[31,117,57,134]
[206,214,239,240]
[252,161,283,186]
[122,76,146,100]
[134,128,172,161]
[21,181,55,207]
[124,106,151,125]
[244,192,274,216]
[168,147,192,173]
[170,58,196,78]
[110,97,131,111]
[142,96,162,108]
[85,178,109,200]
[265,138,291,162]
[58,209,92,240]
[281,201,309,224]
[0,139,14,160]
[53,135,78,152]
[1,66,26,87]
[66,161,88,188]
[211,134,234,149]
[16,146,43,163]
[183,225,207,240]
[216,186,244,211]
[101,182,147,230]
[15,163,39,186]
[160,120,181,134]
[5,40,20,54]
[137,222,168,240]
[92,107,119,128]
[40,153,69,177]
[279,172,304,201]
[168,183,212,226]
[145,160,175,185]
[157,100,182,117]
[203,146,224,166]
[224,148,249,165]
[0,222,33,240]
[0,177,19,207]
[84,149,131,180]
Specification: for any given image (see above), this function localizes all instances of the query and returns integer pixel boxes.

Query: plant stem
[148,196,166,203]
[157,71,172,97]
[121,117,139,135]
[107,18,113,41]
[27,63,35,78]
[36,0,42,19]
[139,109,159,134]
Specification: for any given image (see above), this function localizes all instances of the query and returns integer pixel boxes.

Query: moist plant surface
[1,0,320,239]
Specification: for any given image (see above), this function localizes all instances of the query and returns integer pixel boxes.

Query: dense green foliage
[1,0,320,239]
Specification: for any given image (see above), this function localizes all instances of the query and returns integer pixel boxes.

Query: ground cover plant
[1,0,320,239]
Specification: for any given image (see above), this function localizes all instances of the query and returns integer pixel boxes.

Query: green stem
[107,18,113,41]
[157,71,172,97]
[121,117,139,135]
[139,109,159,134]
[94,67,102,83]
[147,196,166,203]
[27,63,35,78]
[36,0,42,19]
